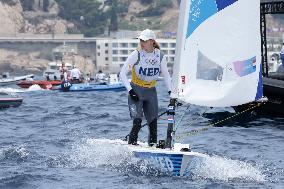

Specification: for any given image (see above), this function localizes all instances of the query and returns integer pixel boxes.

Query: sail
[171,0,263,107]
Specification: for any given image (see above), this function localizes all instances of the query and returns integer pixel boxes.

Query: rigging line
[175,102,264,141]
[174,105,190,132]
[176,106,211,131]
[123,110,168,141]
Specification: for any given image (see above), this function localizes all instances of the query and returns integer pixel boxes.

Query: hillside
[0,0,74,36]
[0,0,283,75]
[0,0,179,37]
[0,0,179,75]
[117,0,179,32]
[0,0,283,37]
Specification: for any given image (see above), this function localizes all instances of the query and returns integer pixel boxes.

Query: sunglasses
[140,39,153,43]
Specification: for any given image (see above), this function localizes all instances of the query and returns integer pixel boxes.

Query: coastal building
[95,38,176,73]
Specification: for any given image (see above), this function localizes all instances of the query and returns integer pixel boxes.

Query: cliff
[0,0,282,76]
[0,1,24,36]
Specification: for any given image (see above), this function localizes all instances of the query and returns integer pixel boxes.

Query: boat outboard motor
[61,81,72,92]
[2,72,9,78]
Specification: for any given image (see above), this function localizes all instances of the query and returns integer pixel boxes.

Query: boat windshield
[0,92,8,96]
[50,66,58,70]
[45,71,55,74]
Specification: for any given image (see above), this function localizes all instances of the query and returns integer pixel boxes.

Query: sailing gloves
[129,89,139,102]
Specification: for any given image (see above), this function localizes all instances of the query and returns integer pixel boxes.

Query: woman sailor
[120,29,171,146]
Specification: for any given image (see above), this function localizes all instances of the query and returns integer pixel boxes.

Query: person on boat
[95,70,107,84]
[280,44,284,69]
[70,65,81,83]
[63,69,68,81]
[60,62,67,81]
[45,74,50,81]
[26,75,34,81]
[119,29,171,146]
[85,73,91,83]
[277,43,284,73]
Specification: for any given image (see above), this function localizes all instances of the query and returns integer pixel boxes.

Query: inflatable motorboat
[0,92,23,108]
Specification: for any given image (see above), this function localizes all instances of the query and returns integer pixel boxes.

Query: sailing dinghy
[109,0,263,176]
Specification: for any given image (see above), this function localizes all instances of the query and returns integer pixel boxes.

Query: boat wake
[0,145,29,162]
[187,154,266,182]
[0,85,43,93]
[61,138,166,176]
[60,138,266,182]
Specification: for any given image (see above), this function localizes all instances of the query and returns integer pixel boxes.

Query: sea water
[0,82,283,189]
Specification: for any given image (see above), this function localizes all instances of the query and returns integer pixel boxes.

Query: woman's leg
[128,118,142,145]
[148,118,157,146]
[128,89,143,145]
[143,88,158,146]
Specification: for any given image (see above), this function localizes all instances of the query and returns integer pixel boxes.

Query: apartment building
[95,38,176,72]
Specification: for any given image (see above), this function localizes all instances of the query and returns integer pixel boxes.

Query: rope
[175,102,264,141]
[176,107,211,131]
[123,110,168,141]
[174,105,190,132]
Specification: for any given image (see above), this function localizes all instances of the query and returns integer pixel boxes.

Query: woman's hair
[137,40,160,50]
[152,40,160,50]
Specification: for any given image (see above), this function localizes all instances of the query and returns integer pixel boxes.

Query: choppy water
[0,82,283,189]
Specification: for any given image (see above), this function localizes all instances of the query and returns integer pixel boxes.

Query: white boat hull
[93,139,206,176]
[0,74,34,86]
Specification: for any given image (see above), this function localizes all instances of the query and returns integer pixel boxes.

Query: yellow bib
[131,68,156,88]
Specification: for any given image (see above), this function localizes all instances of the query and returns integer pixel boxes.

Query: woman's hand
[129,89,139,102]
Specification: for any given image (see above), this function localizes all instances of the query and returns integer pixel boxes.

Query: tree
[43,0,49,12]
[20,0,34,11]
[109,0,118,31]
[140,0,153,4]
[56,0,109,36]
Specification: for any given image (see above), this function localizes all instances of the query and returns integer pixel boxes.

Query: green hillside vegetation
[20,0,35,11]
[2,0,283,37]
[56,0,174,36]
[1,0,174,36]
[0,0,18,6]
[56,0,109,37]
[118,0,173,31]
[137,0,172,17]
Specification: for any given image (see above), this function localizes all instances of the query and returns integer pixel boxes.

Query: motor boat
[17,80,62,90]
[0,92,23,108]
[58,74,126,92]
[0,72,34,86]
[43,61,73,81]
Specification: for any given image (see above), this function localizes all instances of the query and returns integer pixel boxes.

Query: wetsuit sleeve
[120,50,138,91]
[160,56,171,91]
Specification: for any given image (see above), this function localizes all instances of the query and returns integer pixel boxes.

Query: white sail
[172,0,263,107]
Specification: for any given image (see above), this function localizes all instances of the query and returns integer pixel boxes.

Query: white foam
[0,146,29,160]
[0,85,43,93]
[0,87,25,93]
[68,138,134,168]
[189,154,266,182]
[27,84,43,91]
[67,138,266,181]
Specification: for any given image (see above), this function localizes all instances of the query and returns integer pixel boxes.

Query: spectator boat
[0,92,23,108]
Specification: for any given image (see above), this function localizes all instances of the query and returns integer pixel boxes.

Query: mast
[171,0,189,99]
[166,98,178,148]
